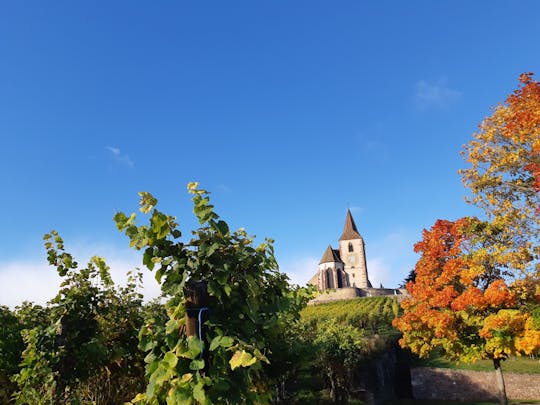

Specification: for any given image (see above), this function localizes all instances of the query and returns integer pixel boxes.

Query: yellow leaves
[229,350,257,370]
[515,317,540,355]
[138,191,157,214]
[479,309,527,339]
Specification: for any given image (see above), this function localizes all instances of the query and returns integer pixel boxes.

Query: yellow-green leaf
[229,350,257,370]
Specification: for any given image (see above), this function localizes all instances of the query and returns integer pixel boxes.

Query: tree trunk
[493,358,508,405]
[328,371,337,403]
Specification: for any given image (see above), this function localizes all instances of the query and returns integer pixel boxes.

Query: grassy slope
[415,353,540,374]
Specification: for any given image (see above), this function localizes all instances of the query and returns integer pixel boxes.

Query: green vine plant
[115,182,312,405]
[12,232,146,405]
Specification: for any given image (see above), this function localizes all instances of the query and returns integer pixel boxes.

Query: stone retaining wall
[411,367,540,401]
[308,287,408,304]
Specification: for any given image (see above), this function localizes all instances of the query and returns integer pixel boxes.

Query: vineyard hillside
[301,296,401,337]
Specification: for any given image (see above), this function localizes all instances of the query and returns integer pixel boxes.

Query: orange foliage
[393,217,539,362]
[483,279,517,308]
[506,73,540,194]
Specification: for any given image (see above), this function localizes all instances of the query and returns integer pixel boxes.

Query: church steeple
[339,209,363,241]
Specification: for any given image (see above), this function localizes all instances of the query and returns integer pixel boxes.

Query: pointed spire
[339,209,363,241]
[319,245,342,264]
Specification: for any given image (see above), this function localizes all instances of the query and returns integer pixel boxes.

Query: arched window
[326,269,334,289]
[348,242,353,252]
[337,270,343,288]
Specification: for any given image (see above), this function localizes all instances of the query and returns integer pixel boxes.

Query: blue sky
[1,1,540,306]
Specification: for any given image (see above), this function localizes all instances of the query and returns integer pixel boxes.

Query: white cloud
[279,256,319,287]
[0,247,161,308]
[367,257,394,289]
[0,261,61,308]
[106,146,134,167]
[414,77,461,109]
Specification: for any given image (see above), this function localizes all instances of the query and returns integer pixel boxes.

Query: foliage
[399,269,416,288]
[296,297,401,403]
[461,72,540,278]
[301,296,401,336]
[393,218,540,405]
[312,320,368,404]
[0,306,24,377]
[0,306,25,404]
[12,232,146,405]
[396,73,540,405]
[393,218,539,363]
[115,182,312,404]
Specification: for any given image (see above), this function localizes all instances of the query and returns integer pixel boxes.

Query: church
[308,210,406,303]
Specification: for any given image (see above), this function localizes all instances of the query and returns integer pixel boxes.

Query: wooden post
[184,279,209,373]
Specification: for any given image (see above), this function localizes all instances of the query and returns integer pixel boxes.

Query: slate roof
[319,245,343,264]
[339,209,363,241]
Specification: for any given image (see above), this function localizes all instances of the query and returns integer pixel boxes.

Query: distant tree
[398,269,416,288]
[393,218,540,405]
[313,320,368,404]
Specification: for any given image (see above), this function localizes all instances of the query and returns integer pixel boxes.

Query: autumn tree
[461,72,540,281]
[393,218,540,405]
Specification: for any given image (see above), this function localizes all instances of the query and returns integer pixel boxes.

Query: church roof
[339,209,363,241]
[319,245,343,264]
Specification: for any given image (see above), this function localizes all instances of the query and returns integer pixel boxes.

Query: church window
[326,269,334,289]
[348,242,353,252]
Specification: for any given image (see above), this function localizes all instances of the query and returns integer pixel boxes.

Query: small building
[308,210,407,304]
[308,209,371,290]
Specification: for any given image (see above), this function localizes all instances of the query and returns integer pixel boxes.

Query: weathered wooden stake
[184,279,210,373]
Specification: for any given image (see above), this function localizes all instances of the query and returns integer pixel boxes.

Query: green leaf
[165,319,181,335]
[209,336,221,351]
[220,336,234,348]
[192,381,207,404]
[163,351,178,368]
[223,284,232,296]
[179,336,201,359]
[189,359,205,370]
[209,335,234,351]
[214,220,229,235]
[166,388,193,405]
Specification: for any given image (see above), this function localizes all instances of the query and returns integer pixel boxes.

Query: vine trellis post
[184,279,210,374]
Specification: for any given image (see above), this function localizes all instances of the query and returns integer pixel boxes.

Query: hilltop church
[308,210,406,303]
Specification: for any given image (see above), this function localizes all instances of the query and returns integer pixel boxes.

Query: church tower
[338,210,370,288]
